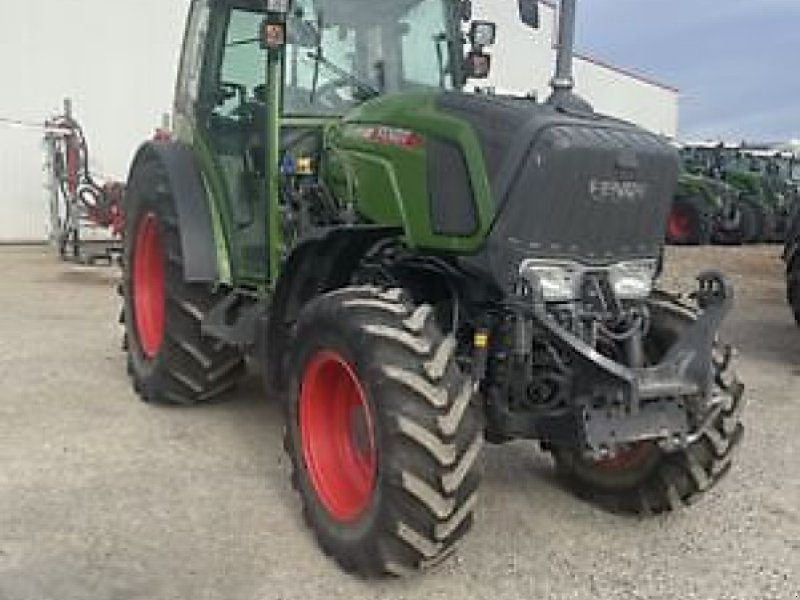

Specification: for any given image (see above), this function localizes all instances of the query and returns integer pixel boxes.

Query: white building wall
[475,0,679,137]
[573,56,678,138]
[476,0,555,100]
[0,0,677,242]
[0,127,47,242]
[0,0,189,242]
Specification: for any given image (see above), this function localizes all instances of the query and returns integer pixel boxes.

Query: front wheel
[283,287,483,577]
[552,296,745,514]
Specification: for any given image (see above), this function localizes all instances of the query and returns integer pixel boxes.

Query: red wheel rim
[668,208,692,240]
[132,213,166,359]
[594,442,654,472]
[299,350,377,522]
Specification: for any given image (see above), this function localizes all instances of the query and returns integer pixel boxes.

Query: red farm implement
[44,99,126,264]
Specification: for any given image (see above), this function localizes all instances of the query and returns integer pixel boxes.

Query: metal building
[0,0,678,242]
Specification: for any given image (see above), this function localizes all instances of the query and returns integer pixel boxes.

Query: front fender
[265,226,400,390]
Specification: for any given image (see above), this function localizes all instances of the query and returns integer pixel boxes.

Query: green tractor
[696,145,784,242]
[120,0,745,576]
[679,145,768,244]
[666,169,744,245]
[753,151,800,241]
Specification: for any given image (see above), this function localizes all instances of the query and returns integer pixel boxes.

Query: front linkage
[476,267,744,513]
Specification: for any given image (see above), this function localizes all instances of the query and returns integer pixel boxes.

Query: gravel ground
[0,245,798,600]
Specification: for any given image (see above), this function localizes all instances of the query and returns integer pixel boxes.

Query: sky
[575,0,800,143]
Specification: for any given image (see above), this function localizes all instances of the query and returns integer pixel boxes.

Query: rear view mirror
[518,0,540,29]
[469,21,497,48]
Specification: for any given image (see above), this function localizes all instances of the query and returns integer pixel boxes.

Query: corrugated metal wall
[0,0,677,242]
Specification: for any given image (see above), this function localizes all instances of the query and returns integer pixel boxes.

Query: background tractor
[680,145,765,244]
[754,150,800,240]
[684,143,793,243]
[666,168,744,245]
[44,99,125,263]
[120,0,745,576]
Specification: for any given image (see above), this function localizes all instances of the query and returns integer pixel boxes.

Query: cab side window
[210,8,267,121]
[175,0,211,116]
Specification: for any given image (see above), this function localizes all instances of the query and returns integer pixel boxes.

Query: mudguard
[127,141,218,283]
[264,226,400,390]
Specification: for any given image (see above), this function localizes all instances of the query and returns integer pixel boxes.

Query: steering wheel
[218,81,246,106]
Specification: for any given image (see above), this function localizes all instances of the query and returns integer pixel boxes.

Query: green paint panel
[329,92,495,254]
[677,173,724,212]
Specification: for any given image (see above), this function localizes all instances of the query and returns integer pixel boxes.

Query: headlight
[609,259,658,300]
[519,260,581,302]
[519,258,657,303]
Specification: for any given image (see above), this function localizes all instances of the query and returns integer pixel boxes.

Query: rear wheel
[552,297,745,514]
[284,287,483,576]
[666,196,712,245]
[122,160,246,405]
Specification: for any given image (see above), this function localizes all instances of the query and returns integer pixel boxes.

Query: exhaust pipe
[548,0,591,111]
[551,0,576,95]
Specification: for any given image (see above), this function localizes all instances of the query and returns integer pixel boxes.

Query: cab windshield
[285,0,458,115]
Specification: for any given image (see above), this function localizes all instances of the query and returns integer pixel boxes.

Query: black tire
[761,203,780,243]
[666,195,712,245]
[771,208,789,244]
[715,199,756,245]
[788,259,800,326]
[741,196,765,243]
[122,160,246,405]
[552,295,745,514]
[283,287,483,577]
[743,196,777,243]
[787,207,800,325]
[734,198,759,244]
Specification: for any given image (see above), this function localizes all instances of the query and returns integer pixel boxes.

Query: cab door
[195,2,271,284]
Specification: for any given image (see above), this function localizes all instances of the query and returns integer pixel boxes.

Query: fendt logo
[589,178,649,202]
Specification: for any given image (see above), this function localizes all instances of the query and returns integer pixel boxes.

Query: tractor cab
[201,0,466,120]
[174,0,499,282]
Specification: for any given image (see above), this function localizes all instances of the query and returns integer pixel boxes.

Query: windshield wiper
[226,37,259,48]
